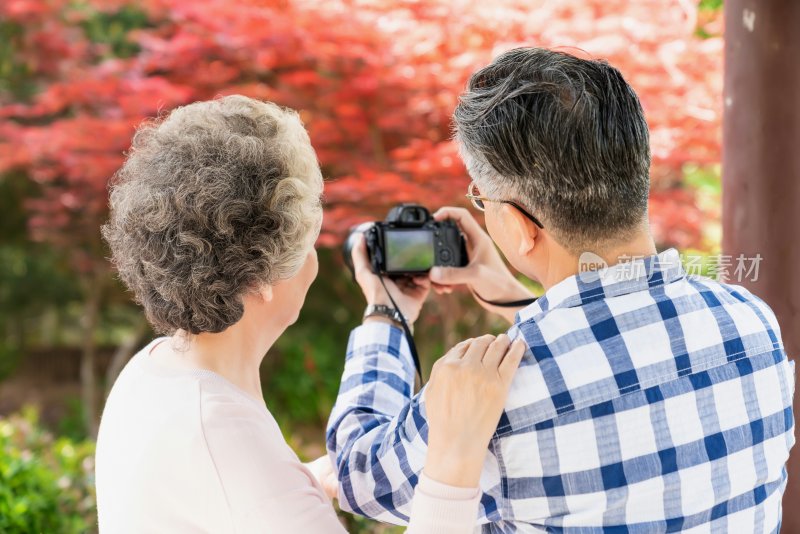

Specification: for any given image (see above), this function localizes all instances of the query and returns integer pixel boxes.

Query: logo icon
[577,251,608,282]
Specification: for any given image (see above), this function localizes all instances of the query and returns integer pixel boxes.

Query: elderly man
[327,47,795,532]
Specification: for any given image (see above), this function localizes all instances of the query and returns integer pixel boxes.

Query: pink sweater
[95,339,480,533]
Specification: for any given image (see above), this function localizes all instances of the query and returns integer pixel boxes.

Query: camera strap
[473,291,538,308]
[377,275,424,384]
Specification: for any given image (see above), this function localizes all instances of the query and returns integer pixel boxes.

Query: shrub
[0,408,96,534]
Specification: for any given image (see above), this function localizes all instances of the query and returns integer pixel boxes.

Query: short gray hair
[102,95,323,334]
[454,48,651,254]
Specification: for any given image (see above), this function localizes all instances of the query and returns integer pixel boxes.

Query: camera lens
[342,222,376,276]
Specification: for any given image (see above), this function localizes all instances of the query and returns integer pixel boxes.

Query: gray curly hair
[102,95,323,335]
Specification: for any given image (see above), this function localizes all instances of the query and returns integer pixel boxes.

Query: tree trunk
[722,2,799,531]
[105,318,149,400]
[80,272,103,439]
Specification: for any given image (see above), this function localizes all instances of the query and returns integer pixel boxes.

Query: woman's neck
[154,312,282,402]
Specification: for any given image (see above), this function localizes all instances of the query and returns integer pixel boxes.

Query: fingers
[387,276,430,292]
[323,471,339,501]
[456,333,526,379]
[431,282,453,295]
[442,338,472,362]
[430,207,484,287]
[351,233,371,276]
[498,338,526,381]
[411,276,432,290]
[382,276,401,294]
[305,455,338,499]
[429,264,477,286]
[481,333,512,368]
[400,276,430,303]
[434,206,486,242]
[462,334,496,364]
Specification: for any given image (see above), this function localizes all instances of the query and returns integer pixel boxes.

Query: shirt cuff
[350,321,405,345]
[417,472,480,500]
[406,472,480,534]
[348,321,412,359]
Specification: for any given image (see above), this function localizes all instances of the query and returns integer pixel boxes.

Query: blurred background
[0,0,795,533]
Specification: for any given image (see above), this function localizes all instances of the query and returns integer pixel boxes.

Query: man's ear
[500,203,539,257]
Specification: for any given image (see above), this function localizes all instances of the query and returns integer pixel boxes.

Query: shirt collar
[516,248,685,323]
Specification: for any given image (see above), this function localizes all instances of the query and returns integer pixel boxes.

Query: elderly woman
[95,95,524,533]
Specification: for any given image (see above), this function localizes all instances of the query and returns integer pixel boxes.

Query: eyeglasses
[465,181,544,229]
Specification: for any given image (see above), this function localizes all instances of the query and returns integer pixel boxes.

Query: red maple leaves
[0,0,723,260]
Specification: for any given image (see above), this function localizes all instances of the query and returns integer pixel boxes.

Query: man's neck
[539,229,657,291]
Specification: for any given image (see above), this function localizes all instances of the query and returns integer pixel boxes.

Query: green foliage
[338,511,403,534]
[683,164,722,196]
[0,241,82,366]
[264,249,362,427]
[78,5,151,59]
[0,246,81,321]
[0,344,21,383]
[57,398,90,443]
[0,173,82,364]
[0,408,95,534]
[0,243,83,376]
[0,21,36,100]
[696,0,723,38]
[0,173,36,246]
[698,0,723,12]
[267,328,349,427]
[683,164,722,250]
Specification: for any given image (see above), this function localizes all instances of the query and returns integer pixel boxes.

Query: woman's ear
[259,285,274,303]
[500,204,539,257]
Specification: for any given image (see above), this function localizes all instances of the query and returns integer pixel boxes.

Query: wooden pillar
[723,1,800,530]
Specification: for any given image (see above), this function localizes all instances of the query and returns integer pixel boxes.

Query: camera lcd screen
[385,230,434,272]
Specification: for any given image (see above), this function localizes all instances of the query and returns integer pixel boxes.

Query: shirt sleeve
[238,461,348,533]
[200,389,348,533]
[406,473,482,534]
[325,322,503,526]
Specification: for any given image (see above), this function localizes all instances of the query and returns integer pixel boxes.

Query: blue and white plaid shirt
[326,249,796,532]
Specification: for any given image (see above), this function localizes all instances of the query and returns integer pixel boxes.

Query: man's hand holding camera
[351,233,431,326]
[348,204,534,327]
[431,207,534,323]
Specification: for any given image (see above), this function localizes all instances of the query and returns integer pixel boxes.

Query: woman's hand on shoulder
[423,334,526,488]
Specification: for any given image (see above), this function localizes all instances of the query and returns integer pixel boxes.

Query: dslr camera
[344,204,468,276]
